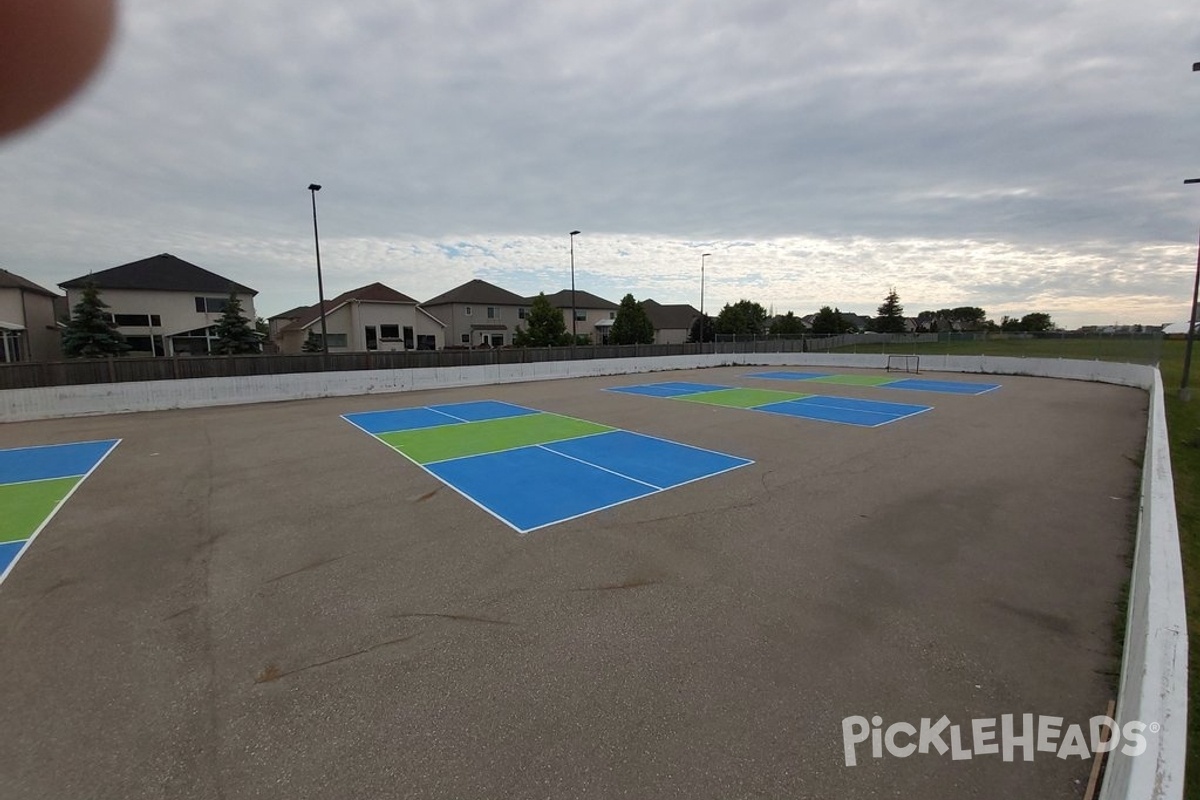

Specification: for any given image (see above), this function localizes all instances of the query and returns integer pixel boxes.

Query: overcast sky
[2,0,1199,328]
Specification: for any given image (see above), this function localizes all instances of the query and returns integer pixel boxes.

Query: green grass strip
[378,412,614,464]
[677,387,810,408]
[0,477,81,543]
[808,374,899,386]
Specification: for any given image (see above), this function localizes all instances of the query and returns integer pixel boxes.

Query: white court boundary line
[0,439,122,587]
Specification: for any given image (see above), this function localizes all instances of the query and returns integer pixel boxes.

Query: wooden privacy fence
[0,343,713,390]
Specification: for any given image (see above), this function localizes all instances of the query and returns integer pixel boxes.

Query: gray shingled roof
[268,305,310,321]
[0,268,57,297]
[59,253,256,295]
[538,289,619,310]
[423,279,528,307]
[641,298,699,330]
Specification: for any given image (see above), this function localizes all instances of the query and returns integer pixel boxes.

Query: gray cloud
[1,0,1197,329]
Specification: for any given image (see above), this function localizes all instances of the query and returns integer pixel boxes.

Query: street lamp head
[702,253,711,258]
[570,230,581,236]
[308,183,321,192]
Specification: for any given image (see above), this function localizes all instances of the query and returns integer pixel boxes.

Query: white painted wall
[1097,371,1187,800]
[0,352,1185,800]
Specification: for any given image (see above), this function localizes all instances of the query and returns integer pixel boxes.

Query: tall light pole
[1182,176,1200,400]
[700,252,711,344]
[308,183,329,354]
[569,230,581,346]
[1183,59,1200,399]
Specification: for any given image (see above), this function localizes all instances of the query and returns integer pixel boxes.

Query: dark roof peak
[639,298,699,330]
[538,289,619,310]
[0,268,58,297]
[423,278,528,306]
[59,253,256,295]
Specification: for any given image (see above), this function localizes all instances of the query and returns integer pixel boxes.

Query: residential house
[641,299,700,345]
[539,289,619,344]
[0,268,60,362]
[272,283,444,354]
[422,279,528,348]
[267,305,309,344]
[59,253,257,356]
[800,311,873,333]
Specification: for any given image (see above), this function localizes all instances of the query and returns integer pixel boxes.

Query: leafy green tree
[212,290,260,354]
[770,311,806,335]
[714,299,769,336]
[949,306,988,330]
[62,281,130,358]
[610,293,655,345]
[999,313,1054,333]
[810,306,853,335]
[688,314,714,343]
[1020,312,1055,332]
[871,288,906,333]
[514,293,571,346]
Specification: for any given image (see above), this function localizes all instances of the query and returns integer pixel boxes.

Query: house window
[487,307,497,319]
[379,324,401,340]
[109,313,162,327]
[416,335,436,350]
[518,307,529,320]
[575,310,587,321]
[195,297,229,313]
[319,333,348,348]
[125,335,165,356]
[403,326,414,349]
[464,306,472,316]
[461,333,470,344]
[609,312,615,319]
[365,326,378,350]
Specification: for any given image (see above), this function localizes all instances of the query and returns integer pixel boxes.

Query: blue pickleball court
[345,403,754,533]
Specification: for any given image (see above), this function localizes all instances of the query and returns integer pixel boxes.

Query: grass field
[831,334,1164,365]
[853,336,1196,792]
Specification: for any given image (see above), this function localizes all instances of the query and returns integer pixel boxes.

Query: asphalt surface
[0,366,1148,799]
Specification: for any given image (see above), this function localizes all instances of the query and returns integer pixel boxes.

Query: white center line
[537,443,664,491]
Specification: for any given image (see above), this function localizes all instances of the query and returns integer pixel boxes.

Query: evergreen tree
[872,289,906,334]
[301,331,323,352]
[688,314,715,343]
[514,293,571,346]
[610,294,655,345]
[212,290,260,354]
[61,281,130,358]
